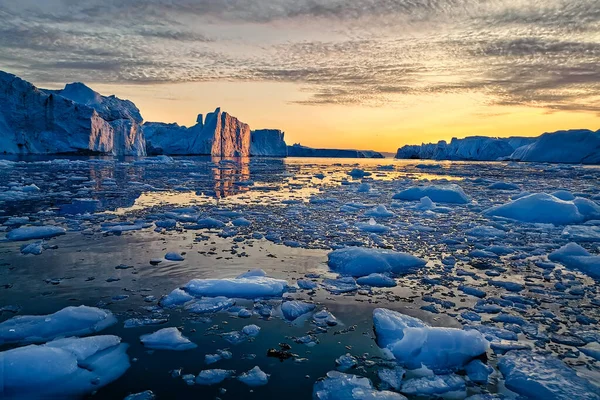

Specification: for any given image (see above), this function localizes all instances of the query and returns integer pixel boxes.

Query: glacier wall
[287,144,384,158]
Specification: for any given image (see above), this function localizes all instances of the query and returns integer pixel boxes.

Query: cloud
[0,0,598,113]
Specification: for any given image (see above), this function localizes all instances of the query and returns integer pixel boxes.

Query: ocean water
[0,156,599,399]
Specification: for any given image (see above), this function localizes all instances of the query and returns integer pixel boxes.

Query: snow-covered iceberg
[0,305,117,345]
[143,108,250,157]
[498,350,599,399]
[313,371,406,400]
[250,129,287,157]
[0,335,130,399]
[328,247,426,277]
[393,184,470,204]
[396,130,600,164]
[485,193,597,224]
[0,71,146,156]
[183,275,289,299]
[373,308,488,372]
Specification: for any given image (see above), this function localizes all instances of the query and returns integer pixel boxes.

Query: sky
[1,0,599,152]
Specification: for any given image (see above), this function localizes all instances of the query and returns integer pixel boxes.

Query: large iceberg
[373,308,488,372]
[327,247,426,277]
[143,108,250,157]
[0,305,117,345]
[395,130,600,164]
[0,335,130,399]
[510,129,600,164]
[498,350,600,400]
[0,71,146,156]
[250,129,287,157]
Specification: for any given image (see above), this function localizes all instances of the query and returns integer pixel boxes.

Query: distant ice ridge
[0,335,130,399]
[288,143,384,158]
[0,71,146,156]
[396,130,600,164]
[373,308,488,372]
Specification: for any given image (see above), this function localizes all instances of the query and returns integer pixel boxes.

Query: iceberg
[143,107,250,157]
[548,242,600,279]
[485,193,588,224]
[6,225,66,241]
[281,301,316,320]
[0,305,116,345]
[373,308,488,371]
[184,275,289,298]
[393,184,470,204]
[498,350,600,399]
[0,71,145,155]
[238,366,270,387]
[0,335,130,399]
[328,247,426,277]
[139,327,197,351]
[195,369,235,385]
[401,374,466,397]
[313,371,406,400]
[250,129,288,157]
[396,130,600,164]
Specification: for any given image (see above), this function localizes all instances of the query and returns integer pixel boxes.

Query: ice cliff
[250,129,287,157]
[396,130,600,164]
[0,71,146,156]
[288,144,384,158]
[143,108,251,157]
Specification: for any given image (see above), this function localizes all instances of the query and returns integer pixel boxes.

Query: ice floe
[328,247,426,277]
[140,327,197,350]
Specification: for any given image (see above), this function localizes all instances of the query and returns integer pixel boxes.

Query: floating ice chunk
[549,243,600,279]
[348,169,371,178]
[313,371,406,400]
[236,269,267,279]
[0,305,116,345]
[393,184,470,204]
[195,369,235,385]
[328,247,426,277]
[238,308,252,318]
[297,279,318,290]
[335,353,358,371]
[465,226,507,238]
[580,342,600,361]
[242,324,261,337]
[164,252,185,261]
[4,216,29,226]
[196,217,226,229]
[184,276,288,299]
[489,182,520,191]
[562,225,600,242]
[401,374,466,397]
[155,219,177,229]
[552,190,575,201]
[498,350,599,400]
[184,297,235,314]
[357,218,390,233]
[232,217,252,226]
[124,390,156,400]
[373,308,488,371]
[459,285,486,298]
[20,240,44,255]
[465,360,493,383]
[357,273,397,287]
[574,197,600,220]
[484,193,584,225]
[281,301,316,321]
[313,309,338,327]
[6,225,66,241]
[124,318,168,329]
[140,327,197,351]
[238,366,269,387]
[365,205,395,218]
[222,330,246,345]
[159,288,194,308]
[378,366,405,391]
[415,196,435,210]
[322,277,359,293]
[0,335,129,399]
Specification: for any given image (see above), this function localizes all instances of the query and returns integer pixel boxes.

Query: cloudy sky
[1,0,599,151]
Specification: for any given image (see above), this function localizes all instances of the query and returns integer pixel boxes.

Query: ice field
[0,156,599,399]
